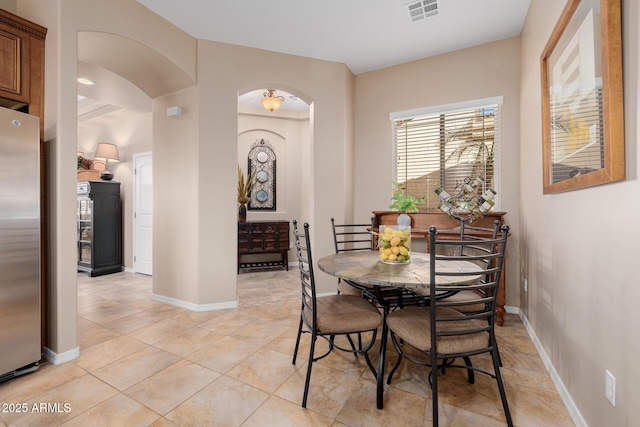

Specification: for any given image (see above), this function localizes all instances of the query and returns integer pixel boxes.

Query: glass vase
[378,225,411,264]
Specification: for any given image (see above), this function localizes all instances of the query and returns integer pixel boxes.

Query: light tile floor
[0,270,575,426]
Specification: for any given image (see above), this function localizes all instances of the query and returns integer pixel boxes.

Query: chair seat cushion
[386,306,488,355]
[315,295,381,334]
[412,289,486,313]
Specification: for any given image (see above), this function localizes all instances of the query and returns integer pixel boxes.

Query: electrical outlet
[605,370,616,406]
[524,278,528,292]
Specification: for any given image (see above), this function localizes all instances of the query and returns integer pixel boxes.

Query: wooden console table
[238,220,290,273]
[372,210,508,326]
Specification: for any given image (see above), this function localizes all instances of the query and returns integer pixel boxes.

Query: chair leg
[345,334,358,358]
[496,341,503,367]
[386,354,403,385]
[363,348,378,378]
[386,333,404,385]
[292,310,303,365]
[431,366,439,427]
[491,348,513,426]
[440,358,449,375]
[463,356,475,384]
[302,332,317,408]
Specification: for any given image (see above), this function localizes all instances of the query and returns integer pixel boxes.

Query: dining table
[317,250,483,409]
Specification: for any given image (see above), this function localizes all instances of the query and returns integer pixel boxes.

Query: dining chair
[385,224,512,426]
[413,220,502,313]
[331,217,422,309]
[291,220,382,408]
[330,217,375,296]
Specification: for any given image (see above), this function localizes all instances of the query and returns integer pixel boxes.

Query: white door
[134,152,153,275]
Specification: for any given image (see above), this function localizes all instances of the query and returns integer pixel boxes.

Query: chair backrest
[458,220,502,280]
[331,217,374,254]
[293,220,317,329]
[428,224,509,352]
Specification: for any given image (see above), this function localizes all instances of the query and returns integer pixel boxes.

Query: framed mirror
[541,0,624,194]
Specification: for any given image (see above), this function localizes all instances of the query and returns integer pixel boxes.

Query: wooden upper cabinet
[0,26,25,99]
[0,8,47,137]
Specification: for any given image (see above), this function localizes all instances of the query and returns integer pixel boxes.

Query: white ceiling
[79,0,532,123]
[136,0,531,75]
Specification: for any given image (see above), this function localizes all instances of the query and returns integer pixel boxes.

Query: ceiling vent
[406,0,439,23]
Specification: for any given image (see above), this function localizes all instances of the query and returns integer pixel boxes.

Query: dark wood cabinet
[77,181,122,277]
[238,221,290,273]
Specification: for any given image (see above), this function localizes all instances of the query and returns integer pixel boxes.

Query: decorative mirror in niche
[541,0,624,194]
[248,139,276,210]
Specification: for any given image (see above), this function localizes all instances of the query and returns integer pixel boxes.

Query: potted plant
[237,165,256,222]
[389,181,425,225]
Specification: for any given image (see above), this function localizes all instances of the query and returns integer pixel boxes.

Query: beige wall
[520,0,639,425]
[17,0,196,356]
[15,0,352,354]
[76,105,308,277]
[0,0,15,13]
[19,1,639,422]
[353,37,522,307]
[194,40,354,301]
[153,88,200,303]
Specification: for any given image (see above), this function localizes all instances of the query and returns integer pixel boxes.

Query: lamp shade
[262,96,282,112]
[94,142,120,162]
[262,89,285,112]
[94,142,119,181]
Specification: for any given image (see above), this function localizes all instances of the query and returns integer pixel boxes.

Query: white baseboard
[123,266,134,273]
[42,346,80,365]
[151,293,238,312]
[504,305,519,314]
[518,311,587,427]
[317,291,338,298]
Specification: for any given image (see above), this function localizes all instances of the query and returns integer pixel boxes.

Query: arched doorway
[236,88,312,277]
[76,31,194,282]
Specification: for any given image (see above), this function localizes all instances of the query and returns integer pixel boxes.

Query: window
[390,97,502,211]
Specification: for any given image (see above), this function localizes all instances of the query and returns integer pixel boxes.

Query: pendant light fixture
[261,89,285,112]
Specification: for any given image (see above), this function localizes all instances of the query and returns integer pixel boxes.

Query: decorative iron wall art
[248,139,276,210]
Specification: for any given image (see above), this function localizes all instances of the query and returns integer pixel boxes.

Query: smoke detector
[406,0,439,23]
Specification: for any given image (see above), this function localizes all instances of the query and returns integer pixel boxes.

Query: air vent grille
[406,0,439,23]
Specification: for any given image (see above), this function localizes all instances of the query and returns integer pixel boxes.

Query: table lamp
[94,142,120,181]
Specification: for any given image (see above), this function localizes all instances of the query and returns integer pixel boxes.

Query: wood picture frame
[540,0,624,193]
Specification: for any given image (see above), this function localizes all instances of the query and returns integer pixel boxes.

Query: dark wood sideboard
[238,220,290,273]
[372,211,508,326]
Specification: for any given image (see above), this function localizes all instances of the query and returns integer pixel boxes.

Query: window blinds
[391,99,501,211]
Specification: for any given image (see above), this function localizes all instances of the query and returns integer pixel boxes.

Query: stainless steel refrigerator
[0,107,41,381]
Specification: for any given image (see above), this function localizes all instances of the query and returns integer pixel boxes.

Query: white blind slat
[392,101,501,211]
